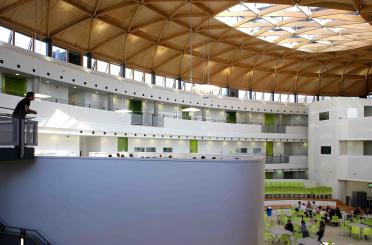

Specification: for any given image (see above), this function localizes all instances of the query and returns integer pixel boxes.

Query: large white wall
[308,97,372,200]
[0,157,264,245]
[35,134,80,156]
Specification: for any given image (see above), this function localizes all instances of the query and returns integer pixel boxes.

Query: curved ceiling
[0,0,372,97]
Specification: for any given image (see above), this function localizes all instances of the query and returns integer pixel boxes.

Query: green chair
[280,234,291,245]
[309,225,318,236]
[330,216,340,226]
[363,227,372,240]
[340,222,350,235]
[264,231,275,242]
[351,226,361,239]
[293,232,302,240]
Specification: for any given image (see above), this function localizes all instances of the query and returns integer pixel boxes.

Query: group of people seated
[353,207,372,217]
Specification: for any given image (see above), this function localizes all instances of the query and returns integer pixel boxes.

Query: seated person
[353,207,361,216]
[284,220,294,232]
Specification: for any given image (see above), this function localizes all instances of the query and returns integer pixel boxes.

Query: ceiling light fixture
[15,73,20,76]
[115,109,132,113]
[181,107,200,112]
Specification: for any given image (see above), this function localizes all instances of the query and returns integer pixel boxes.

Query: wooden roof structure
[1,0,372,96]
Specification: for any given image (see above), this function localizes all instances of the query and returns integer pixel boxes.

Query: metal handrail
[2,90,308,126]
[0,223,51,245]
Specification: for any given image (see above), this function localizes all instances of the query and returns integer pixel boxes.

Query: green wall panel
[264,114,276,125]
[226,111,236,123]
[3,75,27,96]
[118,137,128,152]
[129,100,142,113]
[190,140,198,153]
[266,141,273,156]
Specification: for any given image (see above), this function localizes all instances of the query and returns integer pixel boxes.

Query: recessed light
[15,73,19,76]
[73,86,77,89]
[95,92,98,94]
[45,80,50,84]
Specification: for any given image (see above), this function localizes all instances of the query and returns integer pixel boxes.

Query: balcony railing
[265,153,307,163]
[2,91,308,128]
[0,106,38,159]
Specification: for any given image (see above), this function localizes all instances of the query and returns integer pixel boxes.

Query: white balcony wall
[273,142,285,155]
[0,42,307,115]
[39,81,69,101]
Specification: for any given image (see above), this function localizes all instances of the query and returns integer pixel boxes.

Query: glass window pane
[221,88,228,96]
[125,68,133,79]
[256,92,263,100]
[52,46,67,62]
[156,76,164,86]
[91,58,97,70]
[144,73,152,84]
[14,32,32,50]
[97,60,109,73]
[238,90,246,99]
[133,70,143,81]
[34,39,46,55]
[0,26,12,43]
[185,82,193,91]
[110,64,121,76]
[166,78,175,88]
[288,94,295,102]
[274,93,280,101]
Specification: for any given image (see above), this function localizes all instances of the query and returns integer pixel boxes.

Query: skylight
[215,3,372,52]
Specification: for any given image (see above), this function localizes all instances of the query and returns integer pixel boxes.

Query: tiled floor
[265,226,371,245]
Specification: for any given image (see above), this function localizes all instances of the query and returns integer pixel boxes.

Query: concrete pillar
[154,101,159,116]
[45,37,53,57]
[294,93,298,103]
[227,87,238,97]
[120,63,126,78]
[201,108,206,121]
[249,89,253,100]
[108,93,114,111]
[151,71,156,85]
[86,52,92,69]
[271,92,275,101]
[316,94,320,101]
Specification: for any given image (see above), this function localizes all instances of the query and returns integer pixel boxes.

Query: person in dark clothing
[317,220,325,244]
[335,207,342,219]
[300,220,308,238]
[12,92,37,118]
[284,220,294,232]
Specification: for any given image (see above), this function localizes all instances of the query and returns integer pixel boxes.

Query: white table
[269,226,293,238]
[348,223,369,228]
[297,237,320,245]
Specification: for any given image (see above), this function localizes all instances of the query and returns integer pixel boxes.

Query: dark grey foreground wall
[0,157,264,245]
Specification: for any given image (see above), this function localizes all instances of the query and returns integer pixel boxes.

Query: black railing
[0,106,38,159]
[0,223,51,245]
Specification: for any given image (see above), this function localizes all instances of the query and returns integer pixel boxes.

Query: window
[14,32,32,50]
[133,70,143,81]
[145,73,151,84]
[110,64,121,76]
[364,106,372,117]
[155,75,165,86]
[96,60,109,73]
[319,111,329,121]
[238,90,247,100]
[52,46,67,62]
[83,55,88,68]
[274,93,281,102]
[263,92,272,101]
[184,82,193,91]
[0,26,12,43]
[145,147,156,152]
[165,78,175,88]
[321,146,331,155]
[125,68,133,79]
[237,148,247,154]
[253,148,261,154]
[34,39,46,55]
[163,147,173,153]
[221,88,228,96]
[134,147,145,152]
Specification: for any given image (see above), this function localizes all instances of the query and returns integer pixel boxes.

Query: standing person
[12,92,37,118]
[317,220,325,244]
[284,220,294,232]
[306,201,313,217]
[300,220,308,238]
